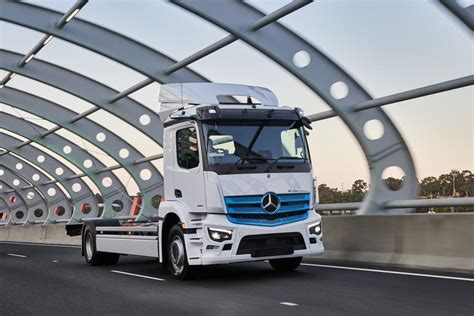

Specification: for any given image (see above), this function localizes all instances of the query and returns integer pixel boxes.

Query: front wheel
[269,257,302,272]
[167,225,196,280]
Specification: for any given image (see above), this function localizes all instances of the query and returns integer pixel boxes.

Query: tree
[383,177,403,191]
[420,176,440,197]
[351,179,368,194]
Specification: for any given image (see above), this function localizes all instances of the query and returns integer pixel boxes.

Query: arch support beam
[173,0,418,213]
[0,168,47,225]
[0,1,208,84]
[0,132,98,223]
[0,154,72,224]
[0,86,164,220]
[0,112,131,221]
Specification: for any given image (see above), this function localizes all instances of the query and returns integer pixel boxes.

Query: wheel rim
[169,235,185,275]
[85,233,93,260]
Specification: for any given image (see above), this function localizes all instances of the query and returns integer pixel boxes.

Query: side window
[280,129,305,158]
[176,127,199,169]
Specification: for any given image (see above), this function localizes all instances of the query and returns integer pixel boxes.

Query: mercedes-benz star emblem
[261,192,280,213]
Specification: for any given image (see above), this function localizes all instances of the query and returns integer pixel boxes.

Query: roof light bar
[24,54,35,64]
[9,73,16,79]
[43,35,53,45]
[65,8,80,22]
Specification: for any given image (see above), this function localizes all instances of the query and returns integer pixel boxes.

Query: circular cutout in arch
[55,206,66,216]
[37,155,45,163]
[72,183,82,193]
[34,208,43,218]
[112,200,124,212]
[32,174,40,181]
[63,145,72,154]
[15,211,24,219]
[139,114,151,126]
[15,163,23,170]
[47,188,56,197]
[0,169,4,176]
[330,81,349,100]
[26,192,35,200]
[101,177,112,188]
[364,119,385,140]
[83,159,93,169]
[119,148,129,159]
[80,203,92,214]
[55,167,64,176]
[382,166,405,191]
[293,50,311,68]
[13,179,20,186]
[96,132,106,142]
[140,169,152,181]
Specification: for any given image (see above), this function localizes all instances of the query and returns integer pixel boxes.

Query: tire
[83,227,120,266]
[269,257,302,272]
[167,225,196,280]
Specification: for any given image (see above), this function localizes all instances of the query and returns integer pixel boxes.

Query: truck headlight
[207,227,232,242]
[308,222,322,236]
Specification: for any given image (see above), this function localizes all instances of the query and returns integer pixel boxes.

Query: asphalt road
[0,242,473,316]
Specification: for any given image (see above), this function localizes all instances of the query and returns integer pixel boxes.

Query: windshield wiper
[233,156,269,165]
[265,156,306,172]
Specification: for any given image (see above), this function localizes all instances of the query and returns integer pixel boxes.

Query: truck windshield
[202,120,309,166]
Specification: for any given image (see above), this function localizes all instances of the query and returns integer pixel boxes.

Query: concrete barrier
[0,214,473,273]
[0,224,80,246]
[316,213,474,273]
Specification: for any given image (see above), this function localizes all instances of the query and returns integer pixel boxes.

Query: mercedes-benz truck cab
[68,83,324,280]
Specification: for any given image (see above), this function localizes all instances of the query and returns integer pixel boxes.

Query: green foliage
[318,169,473,213]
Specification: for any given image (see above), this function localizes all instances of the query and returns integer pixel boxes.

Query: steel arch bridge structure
[0,0,472,227]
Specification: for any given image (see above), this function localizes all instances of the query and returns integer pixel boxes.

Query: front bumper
[185,211,324,266]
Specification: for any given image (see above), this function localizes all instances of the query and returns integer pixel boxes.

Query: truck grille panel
[224,193,310,226]
[237,232,306,257]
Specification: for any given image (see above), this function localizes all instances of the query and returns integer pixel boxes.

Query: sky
[0,0,472,195]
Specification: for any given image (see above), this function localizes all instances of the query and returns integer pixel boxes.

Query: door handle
[174,189,182,198]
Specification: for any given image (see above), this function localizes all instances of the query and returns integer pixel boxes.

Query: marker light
[207,227,232,242]
[65,8,80,22]
[9,73,16,79]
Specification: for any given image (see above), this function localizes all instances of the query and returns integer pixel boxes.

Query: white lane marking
[280,302,298,306]
[301,263,474,282]
[0,241,80,249]
[111,270,165,282]
[7,253,26,258]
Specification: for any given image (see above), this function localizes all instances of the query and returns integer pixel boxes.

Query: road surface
[0,242,472,315]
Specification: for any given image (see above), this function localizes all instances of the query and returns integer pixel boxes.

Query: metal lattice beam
[0,112,131,222]
[0,86,164,220]
[0,181,27,225]
[440,0,474,30]
[0,168,48,225]
[0,156,72,224]
[0,132,98,223]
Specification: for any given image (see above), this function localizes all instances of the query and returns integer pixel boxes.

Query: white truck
[67,83,324,280]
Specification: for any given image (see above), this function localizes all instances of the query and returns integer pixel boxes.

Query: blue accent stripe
[227,212,308,227]
[224,193,310,226]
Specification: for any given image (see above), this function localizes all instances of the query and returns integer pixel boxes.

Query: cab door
[172,123,206,213]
